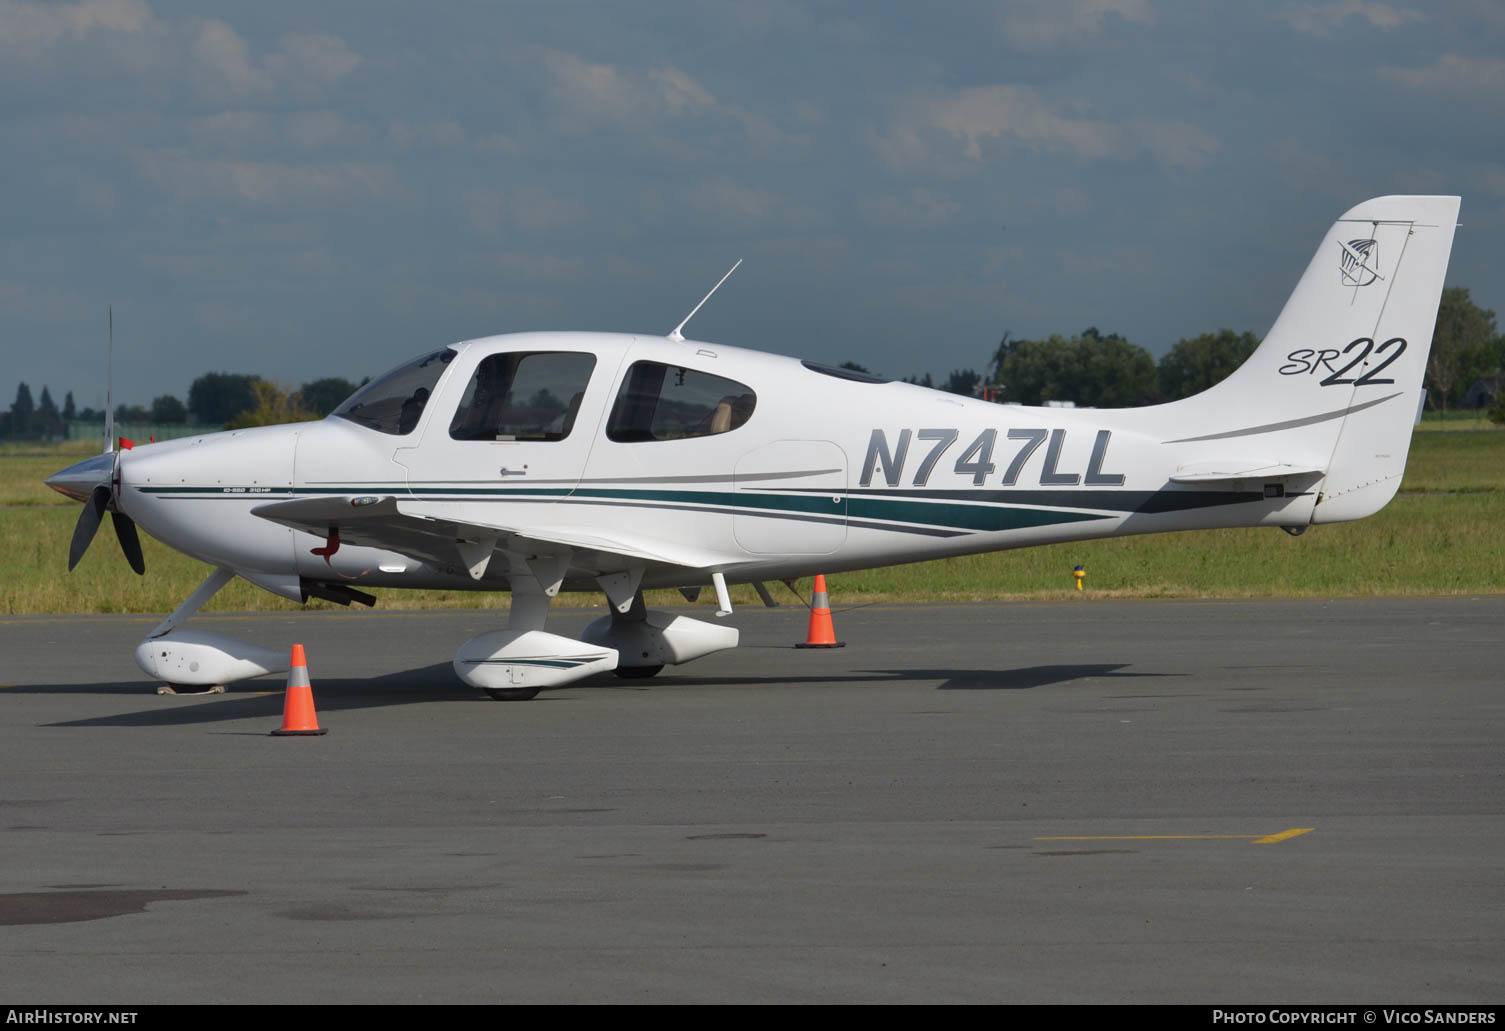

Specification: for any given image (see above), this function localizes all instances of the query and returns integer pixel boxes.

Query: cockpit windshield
[332,348,457,435]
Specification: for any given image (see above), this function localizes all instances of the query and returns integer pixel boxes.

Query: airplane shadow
[928,663,1182,691]
[587,662,1180,693]
[33,663,1180,728]
[39,663,473,728]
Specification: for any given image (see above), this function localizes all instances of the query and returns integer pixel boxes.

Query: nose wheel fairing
[135,630,289,687]
[130,566,289,689]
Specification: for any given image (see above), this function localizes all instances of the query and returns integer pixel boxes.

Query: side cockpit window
[333,348,456,435]
[606,361,756,442]
[449,351,596,441]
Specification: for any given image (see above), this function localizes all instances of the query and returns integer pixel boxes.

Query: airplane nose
[44,451,115,503]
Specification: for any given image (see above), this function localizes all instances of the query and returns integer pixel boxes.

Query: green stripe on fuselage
[139,483,1115,534]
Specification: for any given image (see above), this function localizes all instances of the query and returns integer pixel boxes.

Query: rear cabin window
[606,361,756,442]
[333,348,456,435]
[448,351,596,441]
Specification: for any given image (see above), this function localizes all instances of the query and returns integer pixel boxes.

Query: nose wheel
[613,665,663,679]
[483,686,542,701]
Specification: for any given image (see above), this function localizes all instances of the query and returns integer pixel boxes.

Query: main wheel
[613,665,664,679]
[484,686,541,701]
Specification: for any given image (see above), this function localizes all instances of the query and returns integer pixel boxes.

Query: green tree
[297,377,358,417]
[1157,329,1260,401]
[994,328,1157,407]
[151,394,188,423]
[188,372,262,426]
[10,383,34,438]
[62,391,77,421]
[989,331,1014,384]
[1427,287,1498,416]
[37,386,61,438]
[942,368,981,397]
[226,381,319,429]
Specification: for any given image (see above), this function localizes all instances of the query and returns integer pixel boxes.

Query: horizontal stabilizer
[1169,461,1325,484]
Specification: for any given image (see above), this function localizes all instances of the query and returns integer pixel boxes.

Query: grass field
[3,426,1502,614]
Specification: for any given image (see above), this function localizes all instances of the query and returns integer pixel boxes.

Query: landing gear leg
[482,575,550,700]
[135,567,291,690]
[609,592,663,678]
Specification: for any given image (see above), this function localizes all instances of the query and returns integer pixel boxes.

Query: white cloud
[0,4,362,106]
[45,167,118,212]
[0,278,79,318]
[267,33,361,89]
[290,247,338,279]
[1478,165,1505,197]
[1052,187,1093,218]
[475,252,589,284]
[387,119,467,152]
[510,185,587,233]
[878,85,1220,173]
[686,176,813,229]
[537,48,802,154]
[651,65,717,118]
[880,86,1115,168]
[188,110,372,154]
[188,22,361,102]
[997,0,1155,48]
[459,185,588,236]
[0,0,151,45]
[1277,1,1423,37]
[1266,137,1351,199]
[135,152,401,209]
[1379,53,1505,94]
[860,188,962,228]
[190,19,264,97]
[462,189,506,236]
[1130,118,1222,172]
[284,110,371,151]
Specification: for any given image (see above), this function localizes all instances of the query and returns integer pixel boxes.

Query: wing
[250,494,739,587]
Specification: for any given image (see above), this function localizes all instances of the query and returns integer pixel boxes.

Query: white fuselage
[117,329,1328,599]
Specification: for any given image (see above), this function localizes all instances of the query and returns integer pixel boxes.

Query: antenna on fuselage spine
[105,305,114,454]
[667,259,742,342]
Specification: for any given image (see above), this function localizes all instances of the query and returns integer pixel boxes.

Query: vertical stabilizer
[1162,196,1459,524]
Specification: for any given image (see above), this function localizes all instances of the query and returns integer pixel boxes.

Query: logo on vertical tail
[1339,239,1381,287]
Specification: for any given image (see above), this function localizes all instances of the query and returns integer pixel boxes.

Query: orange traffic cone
[795,574,845,649]
[271,644,327,736]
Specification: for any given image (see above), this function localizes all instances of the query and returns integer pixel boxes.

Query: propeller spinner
[46,450,146,575]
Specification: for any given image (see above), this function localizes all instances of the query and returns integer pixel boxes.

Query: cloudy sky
[4,0,1504,411]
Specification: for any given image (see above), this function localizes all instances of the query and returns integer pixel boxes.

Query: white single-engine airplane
[48,196,1459,699]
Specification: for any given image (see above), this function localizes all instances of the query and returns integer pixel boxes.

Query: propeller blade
[67,485,111,572]
[111,511,146,575]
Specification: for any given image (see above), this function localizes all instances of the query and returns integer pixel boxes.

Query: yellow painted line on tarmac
[1252,827,1314,844]
[1036,834,1256,840]
[1035,827,1314,845]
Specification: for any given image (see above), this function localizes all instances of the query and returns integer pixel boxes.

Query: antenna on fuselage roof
[667,258,742,342]
[105,305,114,454]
